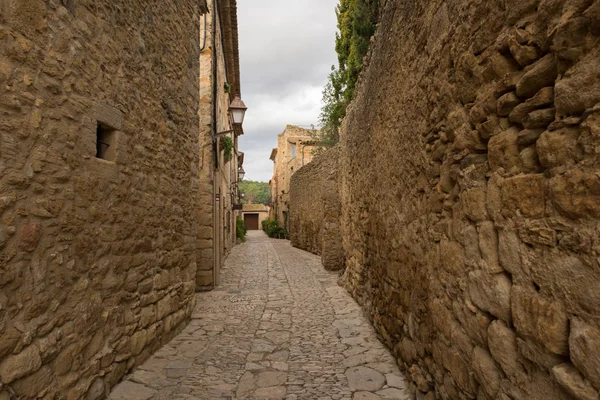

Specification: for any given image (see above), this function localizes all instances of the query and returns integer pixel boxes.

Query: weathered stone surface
[109,381,155,400]
[286,1,600,399]
[498,229,522,276]
[472,346,502,398]
[516,55,558,99]
[536,128,582,168]
[0,328,21,359]
[478,222,502,273]
[570,318,600,391]
[18,222,41,252]
[552,363,600,400]
[523,108,555,129]
[461,187,489,222]
[512,286,569,355]
[554,52,600,116]
[549,169,600,218]
[489,128,521,171]
[0,344,42,384]
[509,37,540,67]
[517,337,564,371]
[110,233,411,399]
[468,271,512,323]
[1,1,203,397]
[497,92,521,116]
[517,128,544,146]
[520,146,540,172]
[10,366,53,398]
[290,146,343,271]
[509,87,554,124]
[487,321,522,377]
[501,174,546,218]
[346,366,386,391]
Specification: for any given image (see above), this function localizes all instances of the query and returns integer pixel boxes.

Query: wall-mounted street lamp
[230,96,248,125]
[216,95,248,137]
[238,166,245,181]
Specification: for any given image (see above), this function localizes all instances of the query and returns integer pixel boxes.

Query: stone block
[520,146,540,172]
[523,108,555,129]
[468,270,512,323]
[552,363,599,400]
[10,366,53,398]
[508,37,540,67]
[554,52,600,117]
[511,286,569,355]
[439,239,465,274]
[517,129,544,146]
[93,103,124,130]
[478,222,502,273]
[441,346,478,395]
[131,330,148,356]
[0,344,42,384]
[139,305,156,328]
[516,54,558,99]
[461,187,489,222]
[549,169,600,219]
[497,92,521,117]
[488,128,521,171]
[570,318,600,390]
[488,320,523,378]
[501,174,546,218]
[18,222,41,252]
[509,87,554,124]
[0,327,21,359]
[472,346,502,398]
[518,337,564,370]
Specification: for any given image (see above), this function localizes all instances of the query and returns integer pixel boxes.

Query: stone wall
[0,1,201,398]
[338,0,600,399]
[269,125,318,229]
[196,0,241,288]
[290,147,344,271]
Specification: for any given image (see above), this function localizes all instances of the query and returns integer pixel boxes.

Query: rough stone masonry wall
[0,1,200,398]
[339,0,600,399]
[290,147,344,271]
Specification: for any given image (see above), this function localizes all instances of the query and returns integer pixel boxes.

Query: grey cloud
[237,0,338,182]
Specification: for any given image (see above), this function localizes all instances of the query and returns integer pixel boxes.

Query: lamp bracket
[215,129,234,138]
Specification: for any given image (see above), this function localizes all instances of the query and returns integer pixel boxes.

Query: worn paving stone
[109,231,411,399]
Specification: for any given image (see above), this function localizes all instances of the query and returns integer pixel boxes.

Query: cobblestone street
[109,231,411,400]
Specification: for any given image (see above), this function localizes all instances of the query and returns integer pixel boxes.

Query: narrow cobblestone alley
[109,231,411,400]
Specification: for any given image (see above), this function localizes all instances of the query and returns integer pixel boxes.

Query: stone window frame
[91,103,124,164]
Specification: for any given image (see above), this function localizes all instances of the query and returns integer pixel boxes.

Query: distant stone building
[197,0,245,289]
[241,204,270,231]
[269,125,318,230]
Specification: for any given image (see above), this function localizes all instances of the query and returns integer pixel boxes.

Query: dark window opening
[96,122,117,161]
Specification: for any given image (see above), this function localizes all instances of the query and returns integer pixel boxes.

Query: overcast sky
[237,0,339,182]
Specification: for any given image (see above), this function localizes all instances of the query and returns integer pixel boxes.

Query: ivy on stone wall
[316,0,379,151]
[221,136,234,162]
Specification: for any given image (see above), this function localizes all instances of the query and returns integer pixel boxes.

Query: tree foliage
[316,0,379,151]
[239,180,270,205]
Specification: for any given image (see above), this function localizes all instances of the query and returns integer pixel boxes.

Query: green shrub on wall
[236,216,246,242]
[262,219,287,239]
[221,136,233,162]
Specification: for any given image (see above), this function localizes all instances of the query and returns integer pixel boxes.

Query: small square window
[96,122,117,161]
[290,143,296,160]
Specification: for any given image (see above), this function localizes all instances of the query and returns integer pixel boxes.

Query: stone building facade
[241,204,270,231]
[291,0,600,399]
[268,125,317,230]
[197,0,244,289]
[289,147,344,271]
[0,0,206,398]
